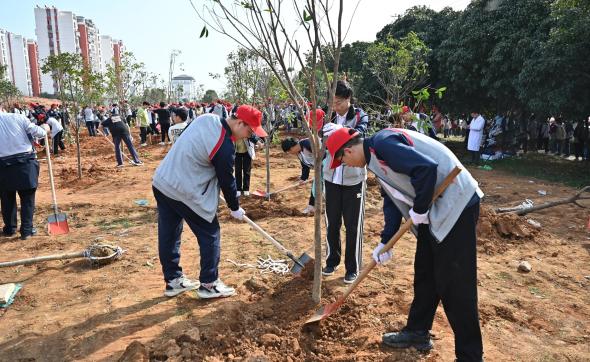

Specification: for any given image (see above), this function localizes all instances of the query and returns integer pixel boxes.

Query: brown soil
[0,132,588,361]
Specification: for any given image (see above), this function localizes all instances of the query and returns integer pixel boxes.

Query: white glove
[409,208,429,225]
[322,123,343,137]
[230,207,246,220]
[372,243,393,265]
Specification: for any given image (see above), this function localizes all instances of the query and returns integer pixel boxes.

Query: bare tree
[191,0,360,303]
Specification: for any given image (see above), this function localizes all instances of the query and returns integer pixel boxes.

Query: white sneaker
[158,142,165,146]
[196,279,236,299]
[243,191,250,196]
[140,143,147,147]
[130,160,143,166]
[116,164,124,168]
[302,205,315,214]
[237,191,242,197]
[167,141,173,145]
[164,275,198,297]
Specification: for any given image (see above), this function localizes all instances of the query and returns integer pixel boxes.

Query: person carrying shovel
[326,127,484,361]
[152,105,267,299]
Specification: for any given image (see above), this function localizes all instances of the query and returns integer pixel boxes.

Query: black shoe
[20,227,37,240]
[2,228,16,237]
[343,272,358,284]
[382,329,433,351]
[322,265,338,276]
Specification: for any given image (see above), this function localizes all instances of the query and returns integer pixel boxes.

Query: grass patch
[444,140,590,188]
[97,217,133,230]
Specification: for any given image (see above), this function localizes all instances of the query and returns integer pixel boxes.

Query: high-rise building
[27,40,41,97]
[99,35,114,73]
[34,6,80,94]
[0,29,13,82]
[77,16,101,73]
[0,28,33,96]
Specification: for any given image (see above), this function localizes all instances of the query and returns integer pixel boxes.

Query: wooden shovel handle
[44,134,60,215]
[0,251,85,268]
[273,179,312,194]
[341,166,462,301]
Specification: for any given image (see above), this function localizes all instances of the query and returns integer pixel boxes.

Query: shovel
[252,179,312,198]
[44,134,69,235]
[0,243,124,268]
[221,196,313,275]
[304,166,462,325]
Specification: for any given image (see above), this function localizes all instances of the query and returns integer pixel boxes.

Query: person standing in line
[0,112,50,240]
[154,102,172,145]
[83,105,96,136]
[527,113,538,153]
[137,101,151,147]
[467,111,485,164]
[320,80,368,284]
[234,133,260,197]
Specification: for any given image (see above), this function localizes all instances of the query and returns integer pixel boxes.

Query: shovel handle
[241,214,290,255]
[272,179,312,195]
[219,196,293,256]
[44,134,59,215]
[0,251,85,268]
[341,166,462,301]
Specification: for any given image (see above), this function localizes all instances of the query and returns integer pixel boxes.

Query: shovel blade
[47,213,69,235]
[251,190,268,197]
[290,252,313,274]
[304,299,344,325]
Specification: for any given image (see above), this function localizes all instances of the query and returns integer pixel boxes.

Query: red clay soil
[0,132,588,362]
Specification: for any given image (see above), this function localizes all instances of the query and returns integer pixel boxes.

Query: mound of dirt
[58,163,111,188]
[220,194,305,221]
[136,277,422,362]
[477,206,541,254]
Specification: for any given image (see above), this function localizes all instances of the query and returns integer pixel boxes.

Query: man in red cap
[152,105,267,299]
[326,127,484,361]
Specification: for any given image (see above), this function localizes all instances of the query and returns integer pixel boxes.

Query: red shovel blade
[251,190,268,197]
[304,298,345,324]
[47,213,70,235]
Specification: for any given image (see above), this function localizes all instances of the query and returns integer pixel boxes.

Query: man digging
[326,127,484,361]
[152,105,267,299]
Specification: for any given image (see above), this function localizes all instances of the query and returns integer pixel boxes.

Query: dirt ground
[0,132,588,362]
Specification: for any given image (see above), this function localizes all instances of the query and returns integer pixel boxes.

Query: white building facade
[0,29,33,96]
[171,74,197,101]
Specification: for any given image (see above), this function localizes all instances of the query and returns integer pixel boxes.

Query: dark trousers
[540,137,549,152]
[324,181,365,273]
[405,201,483,361]
[140,126,148,144]
[470,150,479,164]
[102,125,110,136]
[113,134,140,165]
[160,123,170,142]
[52,131,66,155]
[1,188,36,235]
[153,187,220,284]
[86,121,96,136]
[150,121,159,135]
[235,152,252,192]
[574,142,585,159]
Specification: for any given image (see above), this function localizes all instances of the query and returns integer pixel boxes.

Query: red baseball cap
[307,108,325,130]
[401,105,411,114]
[326,127,359,169]
[236,105,267,137]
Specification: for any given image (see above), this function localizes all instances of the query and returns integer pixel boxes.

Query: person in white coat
[467,112,485,164]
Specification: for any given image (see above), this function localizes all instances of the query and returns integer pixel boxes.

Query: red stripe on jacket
[209,127,227,160]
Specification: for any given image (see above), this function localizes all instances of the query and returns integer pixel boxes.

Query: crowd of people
[3,76,590,361]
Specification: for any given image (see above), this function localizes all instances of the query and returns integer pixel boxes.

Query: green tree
[41,53,104,179]
[365,32,430,106]
[0,65,21,107]
[202,89,219,103]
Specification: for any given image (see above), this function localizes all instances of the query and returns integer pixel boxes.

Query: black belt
[0,151,35,162]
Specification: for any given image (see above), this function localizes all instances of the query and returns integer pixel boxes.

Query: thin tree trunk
[75,124,82,179]
[496,186,589,215]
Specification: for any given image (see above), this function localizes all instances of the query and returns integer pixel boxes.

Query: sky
[0,0,471,93]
